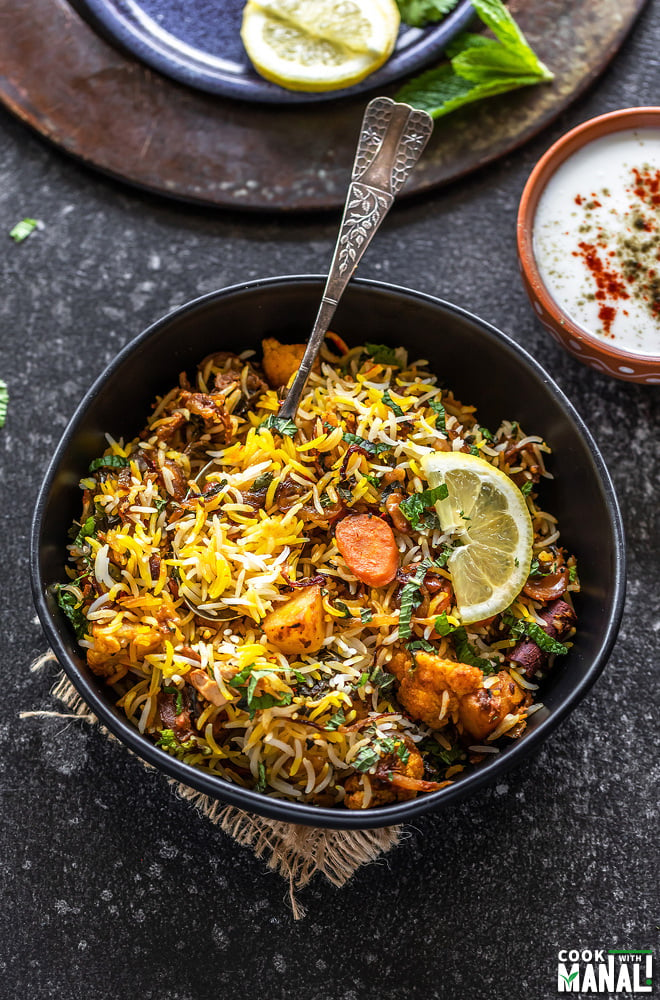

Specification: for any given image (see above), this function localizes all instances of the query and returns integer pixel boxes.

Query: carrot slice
[335,514,399,588]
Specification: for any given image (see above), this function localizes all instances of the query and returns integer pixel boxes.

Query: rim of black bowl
[30,276,626,830]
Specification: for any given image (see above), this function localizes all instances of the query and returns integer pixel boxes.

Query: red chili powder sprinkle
[575,241,630,333]
[632,166,660,207]
[574,194,584,206]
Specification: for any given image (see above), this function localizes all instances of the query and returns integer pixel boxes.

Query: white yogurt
[534,128,660,357]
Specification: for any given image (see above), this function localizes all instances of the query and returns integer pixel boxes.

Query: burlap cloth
[23,653,403,918]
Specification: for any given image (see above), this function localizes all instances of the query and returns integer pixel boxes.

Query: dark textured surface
[0,0,647,208]
[1,0,659,996]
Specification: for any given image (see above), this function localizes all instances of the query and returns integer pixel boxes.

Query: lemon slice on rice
[241,0,400,92]
[420,451,534,625]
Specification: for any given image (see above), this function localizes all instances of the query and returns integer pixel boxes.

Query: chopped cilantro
[293,670,306,684]
[360,607,373,623]
[469,445,480,456]
[154,495,169,513]
[397,742,411,766]
[382,389,404,417]
[261,415,298,438]
[89,455,130,472]
[356,671,369,688]
[520,481,533,496]
[361,474,381,488]
[529,557,541,576]
[480,425,493,441]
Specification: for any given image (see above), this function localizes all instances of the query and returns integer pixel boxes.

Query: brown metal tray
[0,0,648,211]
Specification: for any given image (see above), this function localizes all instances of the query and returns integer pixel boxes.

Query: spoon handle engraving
[278,97,433,421]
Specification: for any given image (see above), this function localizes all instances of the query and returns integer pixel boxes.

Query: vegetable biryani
[58,338,579,809]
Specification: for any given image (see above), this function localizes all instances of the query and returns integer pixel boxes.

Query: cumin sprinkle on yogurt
[534,129,660,357]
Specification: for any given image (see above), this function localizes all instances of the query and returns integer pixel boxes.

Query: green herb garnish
[352,745,380,773]
[520,481,533,496]
[382,389,404,417]
[73,515,96,551]
[399,484,449,531]
[434,612,494,672]
[255,762,267,793]
[398,560,431,639]
[252,471,274,490]
[156,729,196,753]
[326,709,346,731]
[406,638,435,654]
[503,612,569,656]
[0,380,8,428]
[334,601,352,618]
[10,218,40,242]
[395,0,460,27]
[568,565,577,583]
[89,455,130,472]
[261,415,298,438]
[396,0,553,120]
[429,399,446,431]
[54,585,88,640]
[364,343,399,366]
[360,608,373,623]
[480,425,493,441]
[370,666,396,693]
[341,431,391,455]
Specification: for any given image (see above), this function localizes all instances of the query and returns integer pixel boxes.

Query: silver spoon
[182,97,434,622]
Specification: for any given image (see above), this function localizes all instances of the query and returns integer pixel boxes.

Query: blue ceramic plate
[73,0,475,104]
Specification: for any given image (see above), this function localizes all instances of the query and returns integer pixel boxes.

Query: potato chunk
[262,338,318,389]
[262,584,326,654]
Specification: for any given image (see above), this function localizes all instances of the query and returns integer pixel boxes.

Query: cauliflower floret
[388,651,529,741]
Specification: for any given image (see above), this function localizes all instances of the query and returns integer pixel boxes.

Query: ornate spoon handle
[278,97,433,421]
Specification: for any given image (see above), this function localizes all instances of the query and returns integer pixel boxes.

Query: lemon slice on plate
[420,451,534,625]
[241,0,400,92]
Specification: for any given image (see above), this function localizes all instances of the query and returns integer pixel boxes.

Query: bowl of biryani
[31,276,625,829]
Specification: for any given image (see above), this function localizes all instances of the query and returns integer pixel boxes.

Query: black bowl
[31,276,625,830]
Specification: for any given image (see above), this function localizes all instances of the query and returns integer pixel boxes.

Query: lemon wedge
[420,452,534,625]
[241,0,400,93]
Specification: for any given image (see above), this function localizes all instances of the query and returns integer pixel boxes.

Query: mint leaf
[429,399,446,431]
[54,584,88,640]
[396,0,460,27]
[89,455,130,472]
[261,414,297,438]
[503,612,569,656]
[364,343,399,366]
[326,709,346,731]
[0,380,8,428]
[399,483,449,530]
[396,0,553,120]
[10,218,40,242]
[382,389,404,417]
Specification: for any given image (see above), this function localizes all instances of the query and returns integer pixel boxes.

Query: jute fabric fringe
[23,652,403,918]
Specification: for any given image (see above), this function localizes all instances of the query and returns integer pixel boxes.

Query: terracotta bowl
[517,107,660,385]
